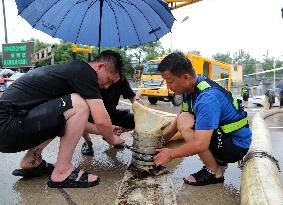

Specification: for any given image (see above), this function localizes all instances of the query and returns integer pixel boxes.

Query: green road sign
[2,42,34,68]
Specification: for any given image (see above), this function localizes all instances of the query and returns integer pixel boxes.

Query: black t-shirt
[101,78,135,112]
[0,60,101,118]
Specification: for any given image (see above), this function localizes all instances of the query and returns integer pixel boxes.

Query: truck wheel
[148,97,158,105]
[172,94,183,106]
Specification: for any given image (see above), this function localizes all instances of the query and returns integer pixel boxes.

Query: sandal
[112,143,125,149]
[183,166,224,186]
[47,168,100,188]
[81,141,94,156]
[12,160,54,178]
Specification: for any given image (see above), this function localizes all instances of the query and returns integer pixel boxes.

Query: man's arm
[154,129,213,166]
[86,99,124,145]
[120,78,136,99]
[162,116,179,142]
[130,95,143,105]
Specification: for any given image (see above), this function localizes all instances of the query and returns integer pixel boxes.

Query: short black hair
[93,50,124,78]
[158,52,195,76]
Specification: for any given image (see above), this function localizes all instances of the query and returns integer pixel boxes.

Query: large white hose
[240,108,283,205]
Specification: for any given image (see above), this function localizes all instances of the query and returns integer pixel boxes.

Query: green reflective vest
[182,79,248,134]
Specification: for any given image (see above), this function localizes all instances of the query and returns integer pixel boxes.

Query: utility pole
[1,0,8,43]
[273,61,276,90]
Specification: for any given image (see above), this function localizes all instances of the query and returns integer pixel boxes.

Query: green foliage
[231,49,256,75]
[21,38,52,67]
[212,52,232,64]
[127,41,165,66]
[190,50,201,55]
[90,47,132,78]
[212,50,257,75]
[17,39,283,80]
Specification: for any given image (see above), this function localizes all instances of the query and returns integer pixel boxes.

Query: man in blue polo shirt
[154,52,252,186]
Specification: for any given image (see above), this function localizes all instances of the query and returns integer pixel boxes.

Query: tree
[212,52,232,64]
[92,47,133,78]
[232,49,246,64]
[190,50,201,55]
[21,38,52,67]
[231,50,256,75]
[143,41,165,62]
[127,41,165,67]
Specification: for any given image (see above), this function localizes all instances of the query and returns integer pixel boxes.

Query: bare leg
[176,113,223,182]
[83,132,92,143]
[51,93,97,183]
[20,139,52,169]
[85,122,99,134]
[185,150,223,182]
[177,112,195,141]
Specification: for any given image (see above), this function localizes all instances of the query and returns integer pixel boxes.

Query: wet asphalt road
[0,96,282,205]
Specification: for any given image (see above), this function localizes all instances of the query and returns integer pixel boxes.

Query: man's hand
[112,125,122,136]
[112,135,125,146]
[131,96,144,105]
[154,148,174,166]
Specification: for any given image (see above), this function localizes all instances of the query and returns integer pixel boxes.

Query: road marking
[267,127,283,129]
[59,188,77,205]
[119,100,131,106]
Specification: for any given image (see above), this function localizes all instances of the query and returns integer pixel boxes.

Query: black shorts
[242,95,249,102]
[110,109,135,129]
[209,129,249,165]
[0,95,72,153]
[88,109,135,130]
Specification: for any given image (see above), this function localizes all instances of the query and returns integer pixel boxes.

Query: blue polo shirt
[184,75,252,148]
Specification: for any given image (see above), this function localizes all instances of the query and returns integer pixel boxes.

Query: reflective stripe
[197,81,211,91]
[232,93,238,110]
[220,117,248,133]
[241,87,248,95]
[183,101,189,111]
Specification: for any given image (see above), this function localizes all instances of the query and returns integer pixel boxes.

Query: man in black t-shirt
[81,77,143,156]
[80,50,143,155]
[0,51,124,188]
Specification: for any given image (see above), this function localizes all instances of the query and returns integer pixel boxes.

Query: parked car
[5,72,25,88]
[251,89,280,107]
[0,69,14,78]
[0,77,5,91]
[0,69,14,92]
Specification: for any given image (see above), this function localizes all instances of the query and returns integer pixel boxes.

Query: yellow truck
[139,52,232,106]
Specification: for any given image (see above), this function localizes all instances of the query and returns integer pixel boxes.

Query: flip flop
[12,160,54,178]
[47,168,100,188]
[112,143,125,149]
[183,166,224,186]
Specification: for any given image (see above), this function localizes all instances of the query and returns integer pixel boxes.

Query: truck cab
[139,59,183,106]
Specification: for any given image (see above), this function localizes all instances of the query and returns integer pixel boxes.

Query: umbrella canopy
[15,0,174,48]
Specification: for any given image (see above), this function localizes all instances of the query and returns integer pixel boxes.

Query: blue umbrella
[15,0,174,49]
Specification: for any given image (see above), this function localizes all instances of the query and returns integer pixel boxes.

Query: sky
[0,0,283,61]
